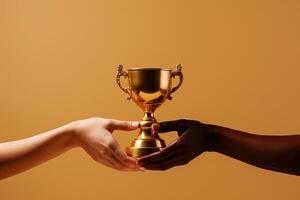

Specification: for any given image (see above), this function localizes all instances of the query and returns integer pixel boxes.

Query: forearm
[209,125,300,175]
[0,123,77,179]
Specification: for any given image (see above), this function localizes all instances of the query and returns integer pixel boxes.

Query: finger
[140,148,180,169]
[108,119,140,131]
[138,140,180,166]
[100,156,138,171]
[113,147,137,168]
[93,153,123,170]
[142,152,192,170]
[151,123,160,136]
[103,149,134,171]
[85,143,139,171]
[158,120,187,133]
[96,157,118,170]
[109,139,138,169]
[109,154,141,171]
[143,158,183,170]
[105,140,142,171]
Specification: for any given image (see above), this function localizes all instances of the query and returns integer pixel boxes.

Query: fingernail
[131,121,140,127]
[139,167,146,171]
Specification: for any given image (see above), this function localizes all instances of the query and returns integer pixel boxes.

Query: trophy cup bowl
[116,64,183,158]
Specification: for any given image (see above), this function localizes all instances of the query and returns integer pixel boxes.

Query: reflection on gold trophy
[116,65,183,158]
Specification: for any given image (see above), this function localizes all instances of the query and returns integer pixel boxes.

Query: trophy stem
[138,112,156,139]
[126,111,166,158]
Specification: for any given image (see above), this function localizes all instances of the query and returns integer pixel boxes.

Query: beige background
[0,0,300,199]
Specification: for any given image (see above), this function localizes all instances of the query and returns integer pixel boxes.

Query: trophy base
[126,138,166,158]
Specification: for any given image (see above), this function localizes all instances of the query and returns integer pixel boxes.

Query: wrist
[203,124,220,152]
[63,120,83,148]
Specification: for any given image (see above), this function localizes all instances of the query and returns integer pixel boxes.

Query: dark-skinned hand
[138,119,213,170]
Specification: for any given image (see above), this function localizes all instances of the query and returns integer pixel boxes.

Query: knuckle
[88,117,103,124]
[107,140,116,149]
[122,156,131,162]
[99,148,107,155]
[123,121,131,128]
[191,120,202,126]
[106,119,113,126]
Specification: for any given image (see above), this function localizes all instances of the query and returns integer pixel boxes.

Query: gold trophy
[116,64,183,158]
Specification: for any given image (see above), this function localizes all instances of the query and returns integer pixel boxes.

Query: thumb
[108,119,140,131]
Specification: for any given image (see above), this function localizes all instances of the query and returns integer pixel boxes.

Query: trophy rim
[128,67,171,71]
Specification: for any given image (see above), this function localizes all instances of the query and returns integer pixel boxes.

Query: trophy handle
[168,64,183,100]
[116,64,131,100]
